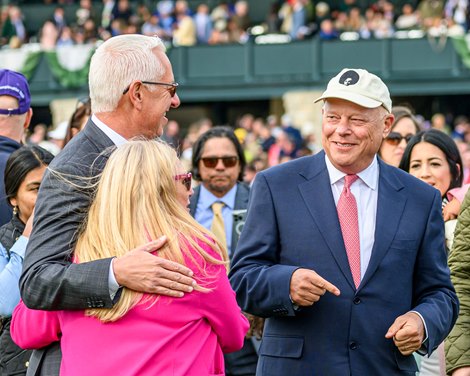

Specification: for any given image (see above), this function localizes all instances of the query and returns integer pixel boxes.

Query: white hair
[89,34,166,113]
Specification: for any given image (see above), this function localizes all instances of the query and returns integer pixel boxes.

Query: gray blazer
[189,182,250,256]
[20,120,115,375]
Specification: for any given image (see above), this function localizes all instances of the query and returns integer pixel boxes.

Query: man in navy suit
[229,68,459,375]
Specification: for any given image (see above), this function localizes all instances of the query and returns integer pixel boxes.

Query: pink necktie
[337,174,361,288]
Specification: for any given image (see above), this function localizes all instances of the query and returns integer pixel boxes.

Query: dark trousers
[225,338,258,376]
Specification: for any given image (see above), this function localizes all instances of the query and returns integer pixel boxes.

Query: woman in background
[12,140,248,376]
[399,128,463,376]
[64,98,91,145]
[379,105,421,167]
[0,146,54,375]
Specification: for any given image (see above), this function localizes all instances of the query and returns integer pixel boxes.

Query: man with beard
[189,126,257,376]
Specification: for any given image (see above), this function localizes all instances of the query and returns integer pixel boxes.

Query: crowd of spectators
[25,105,470,189]
[172,108,470,187]
[1,0,470,49]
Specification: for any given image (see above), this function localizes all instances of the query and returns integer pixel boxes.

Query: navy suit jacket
[229,151,459,376]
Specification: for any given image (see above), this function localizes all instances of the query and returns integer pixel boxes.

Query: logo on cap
[339,70,360,86]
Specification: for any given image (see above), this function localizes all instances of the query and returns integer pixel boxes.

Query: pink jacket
[447,183,470,203]
[11,241,249,376]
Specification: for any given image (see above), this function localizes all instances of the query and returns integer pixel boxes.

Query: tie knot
[212,202,225,214]
[344,174,359,189]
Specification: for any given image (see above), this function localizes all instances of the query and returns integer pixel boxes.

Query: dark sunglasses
[201,156,239,168]
[384,132,413,146]
[174,172,192,191]
[122,81,179,97]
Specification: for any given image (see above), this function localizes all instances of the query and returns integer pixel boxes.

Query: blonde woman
[11,140,248,376]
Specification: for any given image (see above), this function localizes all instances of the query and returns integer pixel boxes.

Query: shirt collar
[199,183,238,210]
[325,154,379,190]
[92,114,127,146]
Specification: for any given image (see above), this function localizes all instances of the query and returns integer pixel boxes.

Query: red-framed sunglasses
[174,172,192,191]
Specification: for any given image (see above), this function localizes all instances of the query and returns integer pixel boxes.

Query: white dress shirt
[92,114,127,298]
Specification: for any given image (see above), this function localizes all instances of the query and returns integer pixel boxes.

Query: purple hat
[0,69,31,115]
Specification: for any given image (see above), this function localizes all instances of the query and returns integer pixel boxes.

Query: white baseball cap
[314,68,392,113]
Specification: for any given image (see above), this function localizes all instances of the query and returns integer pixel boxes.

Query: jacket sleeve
[445,191,470,374]
[198,262,249,354]
[0,236,27,316]
[19,149,114,310]
[10,300,61,349]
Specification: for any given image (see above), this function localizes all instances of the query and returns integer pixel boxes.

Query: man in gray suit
[189,126,258,376]
[19,34,197,375]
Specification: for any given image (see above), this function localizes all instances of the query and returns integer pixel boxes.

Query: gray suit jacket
[189,182,250,255]
[20,120,115,375]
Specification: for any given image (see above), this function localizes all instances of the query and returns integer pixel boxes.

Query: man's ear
[127,81,144,110]
[24,108,33,129]
[383,112,394,138]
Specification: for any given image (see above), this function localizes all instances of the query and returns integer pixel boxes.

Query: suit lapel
[231,183,250,251]
[233,183,250,210]
[298,152,356,289]
[189,186,200,217]
[359,162,407,289]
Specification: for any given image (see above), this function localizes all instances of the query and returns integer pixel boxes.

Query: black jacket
[0,136,21,227]
[0,215,32,376]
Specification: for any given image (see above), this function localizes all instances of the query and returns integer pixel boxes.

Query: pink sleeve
[447,184,470,203]
[194,243,249,354]
[10,300,61,349]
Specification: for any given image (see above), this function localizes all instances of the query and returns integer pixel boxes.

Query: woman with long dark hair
[399,129,464,376]
[0,145,53,375]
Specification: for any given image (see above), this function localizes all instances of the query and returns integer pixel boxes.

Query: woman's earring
[13,206,18,215]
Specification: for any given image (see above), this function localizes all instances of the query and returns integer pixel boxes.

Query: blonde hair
[75,139,228,322]
[89,34,166,113]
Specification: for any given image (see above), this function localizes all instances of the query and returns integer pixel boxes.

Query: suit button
[353,297,361,305]
[349,342,358,350]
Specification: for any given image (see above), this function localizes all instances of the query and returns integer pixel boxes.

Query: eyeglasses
[201,156,239,168]
[174,172,192,191]
[122,81,179,97]
[384,132,413,146]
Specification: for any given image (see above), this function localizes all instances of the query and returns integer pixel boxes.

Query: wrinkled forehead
[323,98,384,114]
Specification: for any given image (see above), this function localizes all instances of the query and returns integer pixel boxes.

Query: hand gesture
[112,236,197,297]
[23,210,34,238]
[290,268,340,307]
[385,312,425,355]
[443,198,461,221]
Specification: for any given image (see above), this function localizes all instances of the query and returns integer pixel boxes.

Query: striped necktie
[337,174,361,288]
